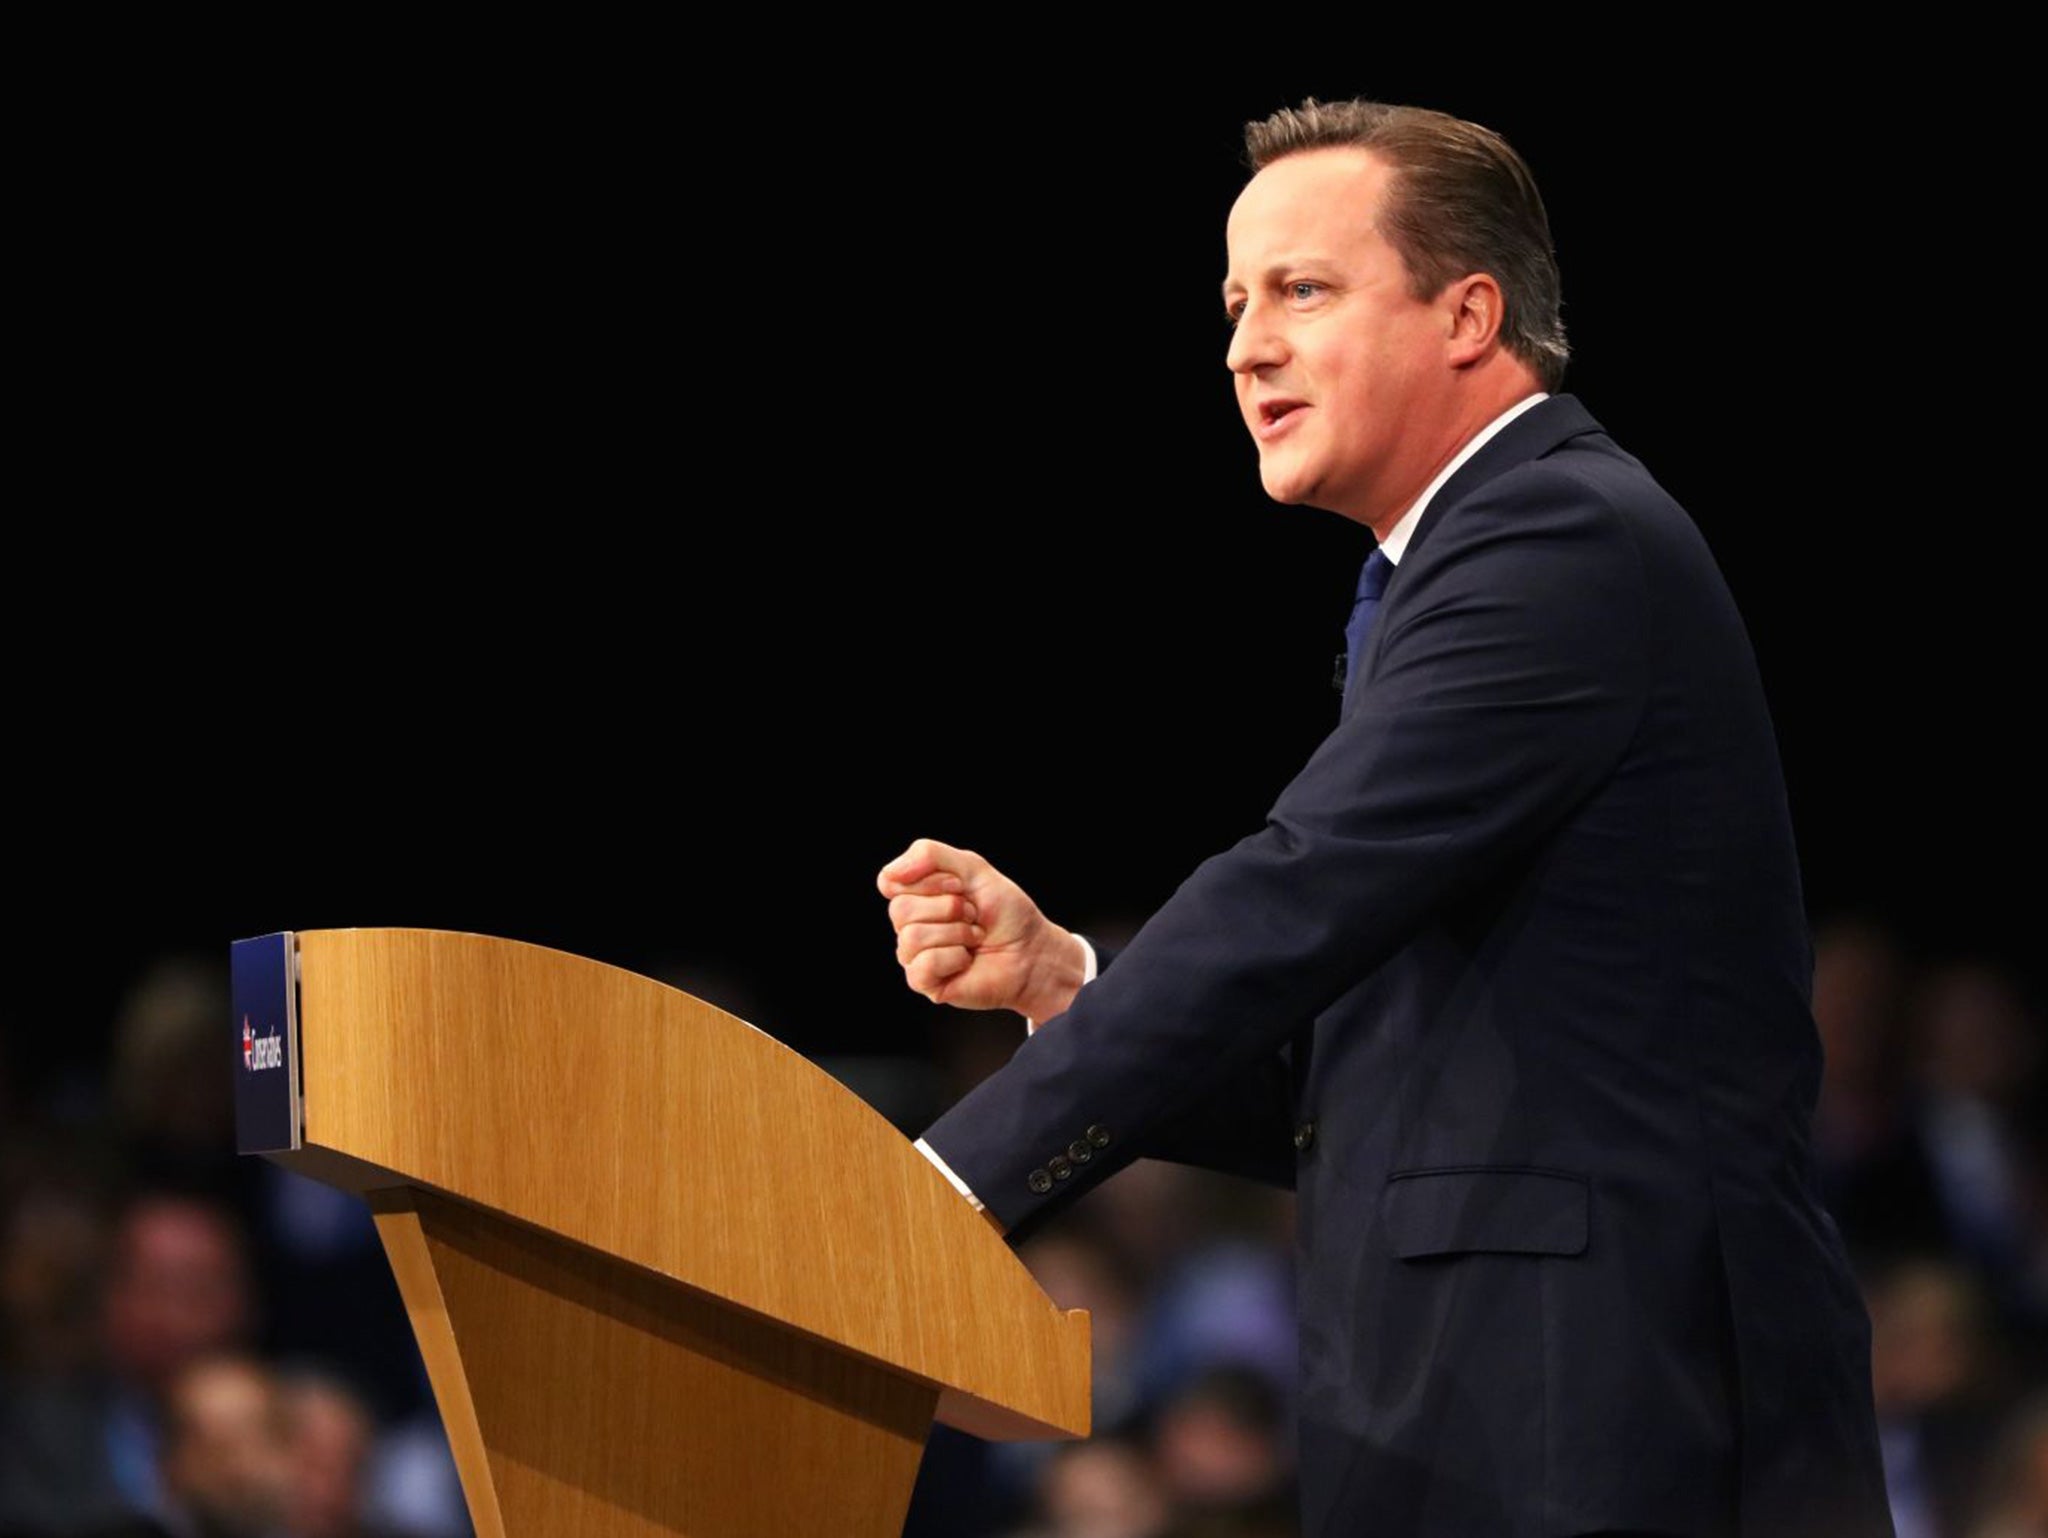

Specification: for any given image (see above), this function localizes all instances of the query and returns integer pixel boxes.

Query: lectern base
[372,1187,938,1537]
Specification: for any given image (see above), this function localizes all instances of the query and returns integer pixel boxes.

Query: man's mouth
[1256,398,1308,440]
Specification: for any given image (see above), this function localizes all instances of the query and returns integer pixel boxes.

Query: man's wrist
[1023,930,1096,1034]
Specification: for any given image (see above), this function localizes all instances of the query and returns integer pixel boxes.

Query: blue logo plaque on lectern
[231,931,301,1153]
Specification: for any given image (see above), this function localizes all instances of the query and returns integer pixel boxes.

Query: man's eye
[1289,281,1322,301]
[1224,305,1244,329]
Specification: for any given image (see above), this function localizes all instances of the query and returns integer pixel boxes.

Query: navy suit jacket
[919,396,1894,1537]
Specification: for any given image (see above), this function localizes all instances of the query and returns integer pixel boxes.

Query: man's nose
[1226,301,1283,375]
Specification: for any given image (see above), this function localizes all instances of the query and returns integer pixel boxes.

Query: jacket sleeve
[921,461,1650,1241]
[1069,942,1299,1190]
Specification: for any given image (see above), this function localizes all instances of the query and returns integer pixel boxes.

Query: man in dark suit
[878,99,1894,1537]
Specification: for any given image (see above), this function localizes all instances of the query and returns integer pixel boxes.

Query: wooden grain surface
[288,927,1089,1441]
[374,1188,934,1537]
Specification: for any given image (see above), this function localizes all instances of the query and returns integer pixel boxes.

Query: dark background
[21,56,2024,1093]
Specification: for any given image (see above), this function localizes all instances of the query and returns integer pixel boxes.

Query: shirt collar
[1378,392,1549,565]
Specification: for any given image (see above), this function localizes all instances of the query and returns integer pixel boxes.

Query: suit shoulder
[1412,448,1653,592]
[1537,429,1705,542]
[1425,429,1715,590]
[1499,428,1673,514]
[1534,430,1735,595]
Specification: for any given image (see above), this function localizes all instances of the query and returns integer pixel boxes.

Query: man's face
[102,1200,248,1393]
[1223,147,1451,532]
[162,1359,288,1536]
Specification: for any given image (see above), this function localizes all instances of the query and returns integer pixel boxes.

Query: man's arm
[916,462,1650,1242]
[884,909,1294,1195]
[883,869,1301,1196]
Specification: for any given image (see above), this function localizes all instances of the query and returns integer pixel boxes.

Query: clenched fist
[876,838,1088,1025]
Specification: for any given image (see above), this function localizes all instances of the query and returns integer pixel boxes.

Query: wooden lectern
[241,928,1090,1537]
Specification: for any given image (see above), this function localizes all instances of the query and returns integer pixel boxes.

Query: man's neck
[1377,390,1550,562]
[1369,372,1548,544]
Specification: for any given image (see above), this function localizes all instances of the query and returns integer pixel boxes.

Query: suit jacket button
[1068,1139,1093,1164]
[1086,1124,1111,1148]
[1048,1155,1073,1180]
[1027,1168,1053,1194]
[1293,1120,1317,1152]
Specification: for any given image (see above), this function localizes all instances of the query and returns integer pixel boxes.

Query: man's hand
[877,839,1087,1025]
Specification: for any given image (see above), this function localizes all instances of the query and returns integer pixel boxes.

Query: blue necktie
[1335,549,1393,692]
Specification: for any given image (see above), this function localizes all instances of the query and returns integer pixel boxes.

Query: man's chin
[1261,477,1331,511]
[1258,461,1353,518]
[1258,467,1314,506]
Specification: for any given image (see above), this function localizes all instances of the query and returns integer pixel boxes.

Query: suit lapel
[1404,393,1605,565]
[1339,394,1607,719]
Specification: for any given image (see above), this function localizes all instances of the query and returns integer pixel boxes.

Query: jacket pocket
[1381,1166,1589,1259]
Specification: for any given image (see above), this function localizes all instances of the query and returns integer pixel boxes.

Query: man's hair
[1244,99,1569,392]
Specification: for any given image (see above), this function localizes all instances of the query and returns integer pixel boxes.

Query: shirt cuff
[1024,933,1098,1036]
[914,1136,984,1212]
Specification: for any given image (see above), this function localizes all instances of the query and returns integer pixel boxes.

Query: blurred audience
[1868,1260,2008,1538]
[1973,1395,2048,1538]
[144,1354,289,1538]
[103,1199,254,1411]
[1135,1236,1294,1416]
[0,1192,254,1532]
[108,962,238,1201]
[1912,963,2048,1324]
[1151,1367,1291,1515]
[2,929,2042,1538]
[105,960,421,1423]
[0,956,466,1538]
[1814,920,1953,1259]
[275,1371,403,1538]
[1,1186,108,1379]
[356,1391,468,1538]
[1023,1225,1148,1432]
[1016,1439,1169,1538]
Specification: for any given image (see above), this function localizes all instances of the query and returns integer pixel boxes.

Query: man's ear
[1444,273,1505,368]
